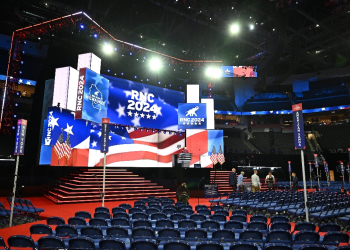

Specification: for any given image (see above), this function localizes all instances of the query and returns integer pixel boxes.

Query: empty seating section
[250,132,271,152]
[214,99,237,111]
[273,133,299,155]
[3,193,350,250]
[242,100,292,111]
[296,94,350,109]
[316,124,350,152]
[224,137,253,154]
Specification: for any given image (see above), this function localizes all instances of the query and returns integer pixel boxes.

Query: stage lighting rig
[230,23,240,34]
[149,58,162,71]
[103,43,113,54]
[205,67,221,78]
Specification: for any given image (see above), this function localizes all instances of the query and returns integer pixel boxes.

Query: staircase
[210,171,268,193]
[44,168,175,204]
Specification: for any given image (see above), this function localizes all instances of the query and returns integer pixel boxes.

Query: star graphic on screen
[91,74,105,86]
[140,113,145,118]
[152,115,157,120]
[109,136,112,140]
[97,131,102,137]
[183,122,185,125]
[64,123,74,135]
[225,68,231,75]
[116,103,126,118]
[141,86,149,94]
[195,123,197,125]
[91,141,97,147]
[124,90,132,98]
[198,122,201,125]
[187,123,189,125]
[127,111,133,117]
[152,104,162,117]
[48,115,59,130]
[121,136,126,140]
[134,112,139,117]
[158,96,168,105]
[131,116,141,127]
[146,114,151,119]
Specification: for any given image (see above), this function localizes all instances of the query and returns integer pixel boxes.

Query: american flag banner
[62,133,72,159]
[53,130,65,159]
[217,146,225,165]
[210,145,218,165]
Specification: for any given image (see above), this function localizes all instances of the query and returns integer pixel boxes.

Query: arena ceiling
[1,0,350,87]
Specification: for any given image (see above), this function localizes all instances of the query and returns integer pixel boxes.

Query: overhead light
[249,24,254,30]
[149,58,162,71]
[230,24,239,34]
[103,43,113,54]
[206,67,221,78]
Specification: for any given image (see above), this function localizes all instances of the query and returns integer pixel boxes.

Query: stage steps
[44,168,176,204]
[210,170,268,193]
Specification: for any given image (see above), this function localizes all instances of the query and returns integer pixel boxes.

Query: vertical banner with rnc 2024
[101,118,110,153]
[292,103,305,149]
[14,119,27,155]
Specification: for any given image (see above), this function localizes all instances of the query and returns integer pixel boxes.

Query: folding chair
[75,211,91,219]
[29,224,53,237]
[0,236,7,250]
[99,239,126,250]
[119,203,132,210]
[163,241,190,250]
[54,224,78,237]
[95,206,109,213]
[7,235,36,250]
[24,199,44,220]
[112,207,126,214]
[46,216,65,225]
[37,236,65,250]
[68,236,95,249]
[94,211,110,220]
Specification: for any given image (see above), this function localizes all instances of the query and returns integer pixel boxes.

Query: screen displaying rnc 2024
[40,72,191,167]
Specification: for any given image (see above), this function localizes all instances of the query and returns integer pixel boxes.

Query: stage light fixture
[205,67,221,78]
[103,43,113,54]
[12,126,15,129]
[149,58,162,71]
[230,23,240,34]
[114,47,117,51]
[134,76,137,79]
[80,24,85,29]
[107,69,110,72]
[93,34,98,38]
[249,24,254,30]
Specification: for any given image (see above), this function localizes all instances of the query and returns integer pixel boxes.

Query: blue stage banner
[45,107,91,147]
[292,103,305,149]
[208,130,224,156]
[288,161,292,173]
[14,119,27,155]
[178,103,207,129]
[75,68,109,124]
[103,75,185,131]
[215,110,241,115]
[101,118,110,153]
[39,119,52,165]
[204,184,218,198]
[314,154,319,168]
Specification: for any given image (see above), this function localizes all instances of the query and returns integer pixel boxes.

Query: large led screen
[221,66,257,78]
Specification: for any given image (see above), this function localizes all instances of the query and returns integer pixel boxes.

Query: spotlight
[107,69,110,72]
[12,126,15,129]
[158,82,161,84]
[80,24,85,29]
[205,67,221,78]
[15,103,18,107]
[130,52,133,56]
[14,115,17,118]
[149,58,162,71]
[38,37,41,40]
[146,79,149,81]
[103,43,113,54]
[114,47,118,51]
[249,24,254,30]
[230,23,240,34]
[134,76,137,79]
[152,129,155,133]
[93,34,98,38]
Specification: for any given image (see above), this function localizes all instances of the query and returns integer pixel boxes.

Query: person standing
[238,171,245,192]
[265,171,275,191]
[251,170,260,192]
[229,168,237,192]
[292,172,298,192]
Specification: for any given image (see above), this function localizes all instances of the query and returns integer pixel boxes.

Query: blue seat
[322,231,349,246]
[113,212,129,220]
[224,221,244,233]
[134,205,147,211]
[75,211,91,219]
[210,214,226,222]
[336,246,350,250]
[318,223,341,232]
[230,215,246,223]
[112,207,126,214]
[171,213,186,221]
[130,239,157,250]
[184,229,207,241]
[197,209,211,216]
[111,218,130,228]
[95,211,110,220]
[29,224,53,236]
[162,201,174,207]
[266,230,291,244]
[158,228,180,241]
[119,203,132,210]
[68,236,95,249]
[24,199,45,220]
[195,205,208,211]
[215,210,229,217]
[7,235,35,250]
[133,219,152,228]
[178,220,197,230]
[239,230,264,244]
[163,241,190,250]
[229,242,258,250]
[201,220,220,232]
[298,245,328,250]
[150,212,167,221]
[68,217,87,228]
[99,239,126,250]
[196,241,223,250]
[80,226,104,239]
[293,222,316,232]
[54,224,78,237]
[155,219,174,229]
[89,218,108,228]
[190,214,206,222]
[247,222,267,234]
[270,222,291,232]
[106,226,129,238]
[231,209,247,217]
[134,201,145,206]
[293,231,320,244]
[149,205,162,210]
[0,236,7,250]
[95,206,109,213]
[211,205,224,212]
[46,216,65,225]
[148,202,159,206]
[180,209,194,216]
[263,243,292,250]
[146,208,159,215]
[132,227,155,240]
[250,214,268,224]
[163,208,177,216]
[270,215,289,224]
[132,212,148,220]
[211,229,236,242]
[37,236,65,250]
[0,201,19,225]
[182,205,193,210]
